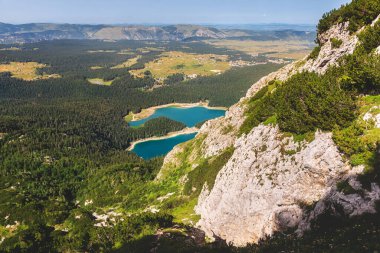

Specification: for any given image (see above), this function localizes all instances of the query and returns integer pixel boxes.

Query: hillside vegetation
[139,1,380,251]
[317,0,380,35]
[0,39,282,252]
[0,62,60,81]
[0,0,379,251]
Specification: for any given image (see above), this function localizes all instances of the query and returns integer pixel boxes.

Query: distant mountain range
[210,23,316,32]
[0,23,316,44]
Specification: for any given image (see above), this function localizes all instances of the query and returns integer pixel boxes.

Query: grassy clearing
[183,147,235,196]
[359,95,380,114]
[87,50,117,53]
[333,95,380,168]
[206,39,314,60]
[171,198,200,225]
[360,95,380,146]
[87,78,114,86]
[0,62,61,81]
[137,47,165,53]
[0,47,21,51]
[124,113,134,122]
[130,51,230,81]
[117,49,135,55]
[111,56,141,69]
[124,109,151,122]
[90,66,104,70]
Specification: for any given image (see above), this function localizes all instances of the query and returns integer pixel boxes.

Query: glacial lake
[128,106,226,127]
[130,106,226,159]
[132,133,197,160]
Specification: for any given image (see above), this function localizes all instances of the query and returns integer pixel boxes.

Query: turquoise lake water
[132,133,197,160]
[128,106,226,127]
[130,106,226,159]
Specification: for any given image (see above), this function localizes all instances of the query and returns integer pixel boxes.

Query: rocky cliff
[161,15,380,246]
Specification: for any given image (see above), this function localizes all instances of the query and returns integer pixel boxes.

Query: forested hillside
[0,39,282,252]
[2,0,379,251]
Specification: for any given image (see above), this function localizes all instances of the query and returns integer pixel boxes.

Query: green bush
[339,50,380,94]
[307,46,321,60]
[337,180,357,195]
[317,0,380,38]
[250,85,269,102]
[331,38,343,48]
[241,46,380,137]
[274,71,356,133]
[357,144,380,190]
[240,70,357,135]
[358,20,380,53]
[183,147,234,196]
[164,73,185,85]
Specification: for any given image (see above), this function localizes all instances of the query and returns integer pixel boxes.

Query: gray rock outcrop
[195,126,362,246]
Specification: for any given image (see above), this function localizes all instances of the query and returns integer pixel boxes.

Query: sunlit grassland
[0,62,61,81]
[111,55,141,69]
[206,39,314,60]
[0,47,21,51]
[129,51,231,80]
[90,66,104,70]
[87,78,114,86]
[137,47,165,53]
[87,50,117,53]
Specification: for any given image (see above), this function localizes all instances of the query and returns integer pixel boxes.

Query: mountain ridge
[0,22,315,44]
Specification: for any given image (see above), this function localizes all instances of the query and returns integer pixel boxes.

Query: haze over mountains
[0,22,316,44]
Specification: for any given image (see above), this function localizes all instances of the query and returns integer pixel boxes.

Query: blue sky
[0,0,351,25]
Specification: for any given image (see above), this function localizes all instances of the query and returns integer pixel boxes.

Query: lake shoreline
[125,101,228,122]
[127,127,199,152]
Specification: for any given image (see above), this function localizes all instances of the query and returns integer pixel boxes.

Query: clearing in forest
[0,47,21,51]
[111,55,141,69]
[129,51,230,81]
[117,49,135,55]
[87,50,117,53]
[87,78,114,86]
[90,66,104,70]
[0,62,61,81]
[137,47,165,53]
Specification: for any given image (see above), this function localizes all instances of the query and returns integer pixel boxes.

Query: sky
[0,0,351,25]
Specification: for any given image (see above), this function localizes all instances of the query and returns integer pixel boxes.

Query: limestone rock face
[301,22,358,74]
[297,180,380,234]
[195,126,359,246]
[363,106,380,128]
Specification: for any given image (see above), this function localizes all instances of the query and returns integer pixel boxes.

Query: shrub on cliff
[317,0,380,37]
[241,70,357,135]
